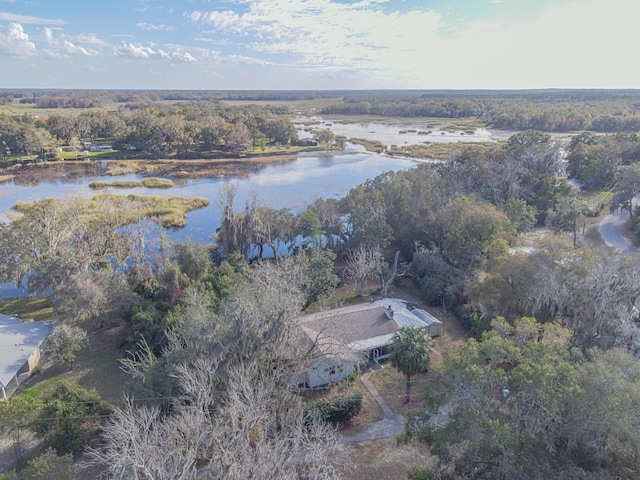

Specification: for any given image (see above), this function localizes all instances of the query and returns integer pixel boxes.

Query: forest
[1,90,640,479]
[0,100,301,161]
[3,89,640,165]
[321,90,640,132]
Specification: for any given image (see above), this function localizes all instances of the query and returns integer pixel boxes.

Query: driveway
[342,369,405,444]
[599,210,638,253]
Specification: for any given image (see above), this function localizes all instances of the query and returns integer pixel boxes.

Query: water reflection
[0,150,416,244]
[298,115,494,147]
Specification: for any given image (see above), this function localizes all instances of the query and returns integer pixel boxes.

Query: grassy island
[89,177,176,189]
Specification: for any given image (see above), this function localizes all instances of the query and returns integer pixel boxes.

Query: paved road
[342,369,406,443]
[599,210,638,253]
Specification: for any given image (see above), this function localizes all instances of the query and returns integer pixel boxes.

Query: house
[89,145,113,152]
[0,314,52,400]
[296,138,318,147]
[294,299,443,388]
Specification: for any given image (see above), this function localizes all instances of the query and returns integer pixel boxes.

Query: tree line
[0,89,346,107]
[0,101,300,160]
[321,90,640,132]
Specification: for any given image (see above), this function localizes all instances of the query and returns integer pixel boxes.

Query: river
[0,117,503,297]
[0,145,417,244]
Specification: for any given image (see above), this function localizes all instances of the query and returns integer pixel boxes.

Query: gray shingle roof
[297,300,431,359]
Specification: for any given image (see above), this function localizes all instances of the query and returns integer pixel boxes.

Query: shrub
[17,448,73,480]
[407,467,439,480]
[305,391,363,425]
[33,381,109,454]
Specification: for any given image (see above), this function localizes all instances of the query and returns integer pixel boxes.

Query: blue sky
[0,0,638,90]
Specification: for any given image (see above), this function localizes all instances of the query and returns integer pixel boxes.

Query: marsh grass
[84,193,210,228]
[387,142,468,159]
[349,138,386,153]
[107,161,142,176]
[89,180,141,189]
[141,177,175,188]
[123,194,210,228]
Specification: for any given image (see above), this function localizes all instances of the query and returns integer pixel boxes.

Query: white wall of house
[304,357,358,388]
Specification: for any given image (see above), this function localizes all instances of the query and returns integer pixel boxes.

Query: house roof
[299,303,397,347]
[0,314,52,387]
[297,299,432,361]
[412,308,443,327]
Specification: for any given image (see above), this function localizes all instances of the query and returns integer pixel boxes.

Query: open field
[225,97,343,114]
[0,102,125,117]
[0,97,343,118]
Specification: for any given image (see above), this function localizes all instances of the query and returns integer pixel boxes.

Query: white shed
[411,308,444,337]
[0,314,52,400]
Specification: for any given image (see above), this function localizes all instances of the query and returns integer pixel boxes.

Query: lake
[296,115,496,147]
[0,145,417,244]
[0,115,501,298]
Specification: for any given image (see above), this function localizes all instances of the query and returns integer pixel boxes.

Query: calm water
[1,146,421,297]
[298,116,495,147]
[0,146,417,245]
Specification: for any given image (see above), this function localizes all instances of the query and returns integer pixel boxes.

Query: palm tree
[389,327,432,404]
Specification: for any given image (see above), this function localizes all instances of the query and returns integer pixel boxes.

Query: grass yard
[0,298,55,322]
[368,366,431,417]
[339,438,434,480]
[20,324,130,404]
[0,297,129,404]
[71,325,130,403]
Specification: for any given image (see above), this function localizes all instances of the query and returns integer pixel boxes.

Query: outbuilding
[0,314,52,400]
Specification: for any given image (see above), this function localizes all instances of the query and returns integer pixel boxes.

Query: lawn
[338,437,434,480]
[0,297,129,403]
[20,324,130,405]
[71,325,130,403]
[0,298,55,322]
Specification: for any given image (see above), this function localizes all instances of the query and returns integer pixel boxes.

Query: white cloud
[0,11,65,25]
[0,22,36,57]
[114,42,198,62]
[42,27,98,57]
[187,0,442,78]
[137,22,175,31]
[74,33,111,48]
[225,53,272,65]
[186,0,640,88]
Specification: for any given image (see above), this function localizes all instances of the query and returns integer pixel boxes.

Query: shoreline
[0,149,360,184]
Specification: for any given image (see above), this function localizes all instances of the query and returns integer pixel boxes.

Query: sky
[0,0,638,90]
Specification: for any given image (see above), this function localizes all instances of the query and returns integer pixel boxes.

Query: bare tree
[345,244,383,296]
[88,260,345,479]
[84,364,344,480]
[83,397,202,480]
